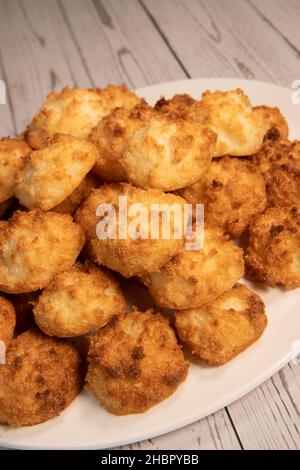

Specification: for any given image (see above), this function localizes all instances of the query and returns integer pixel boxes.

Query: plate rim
[135,76,294,96]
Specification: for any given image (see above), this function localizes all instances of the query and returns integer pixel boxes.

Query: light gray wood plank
[227,362,300,450]
[0,54,17,136]
[118,409,241,450]
[142,0,300,86]
[57,0,185,88]
[0,0,84,132]
[250,0,300,56]
[0,0,185,134]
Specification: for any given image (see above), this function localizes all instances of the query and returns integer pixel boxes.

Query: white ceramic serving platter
[1,78,299,450]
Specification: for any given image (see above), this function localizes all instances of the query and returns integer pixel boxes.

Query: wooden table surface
[0,0,299,451]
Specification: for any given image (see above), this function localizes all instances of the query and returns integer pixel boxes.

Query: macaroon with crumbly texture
[0,138,30,203]
[251,139,300,209]
[119,103,216,191]
[90,106,141,182]
[179,156,267,238]
[175,283,267,366]
[26,85,142,149]
[75,183,187,278]
[0,329,84,426]
[143,225,244,309]
[91,103,216,190]
[187,89,265,157]
[15,134,98,211]
[245,206,300,289]
[0,296,16,351]
[34,262,126,338]
[86,309,189,415]
[0,210,85,293]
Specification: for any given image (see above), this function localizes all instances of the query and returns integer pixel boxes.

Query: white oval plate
[1,78,300,450]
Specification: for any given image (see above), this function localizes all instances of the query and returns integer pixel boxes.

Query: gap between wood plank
[225,408,244,450]
[247,0,300,58]
[56,0,96,86]
[138,0,191,78]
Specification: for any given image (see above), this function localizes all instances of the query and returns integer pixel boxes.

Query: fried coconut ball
[179,156,267,238]
[253,105,288,141]
[0,296,16,355]
[187,89,264,157]
[26,85,142,149]
[252,139,300,208]
[154,93,196,119]
[0,210,85,293]
[34,262,126,338]
[75,183,186,278]
[90,106,138,182]
[15,134,97,211]
[0,138,30,203]
[245,207,300,289]
[175,283,267,366]
[91,103,216,190]
[86,309,189,415]
[143,225,244,309]
[0,329,84,426]
[53,172,100,215]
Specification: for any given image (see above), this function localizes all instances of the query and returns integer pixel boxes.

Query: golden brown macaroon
[187,89,265,157]
[91,103,216,190]
[121,104,216,190]
[75,183,186,278]
[143,225,244,309]
[0,210,85,293]
[34,262,126,338]
[26,85,142,149]
[154,93,196,119]
[179,156,267,238]
[0,138,30,203]
[90,106,140,182]
[251,139,300,208]
[253,105,288,141]
[86,309,189,415]
[0,296,16,356]
[15,134,98,211]
[245,206,300,289]
[175,283,267,366]
[52,172,100,215]
[0,329,84,426]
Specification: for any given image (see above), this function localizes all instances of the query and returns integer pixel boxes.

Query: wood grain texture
[56,0,185,87]
[118,409,242,450]
[250,0,300,57]
[142,0,300,86]
[227,363,300,449]
[0,0,300,451]
[0,0,185,134]
[0,0,81,132]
